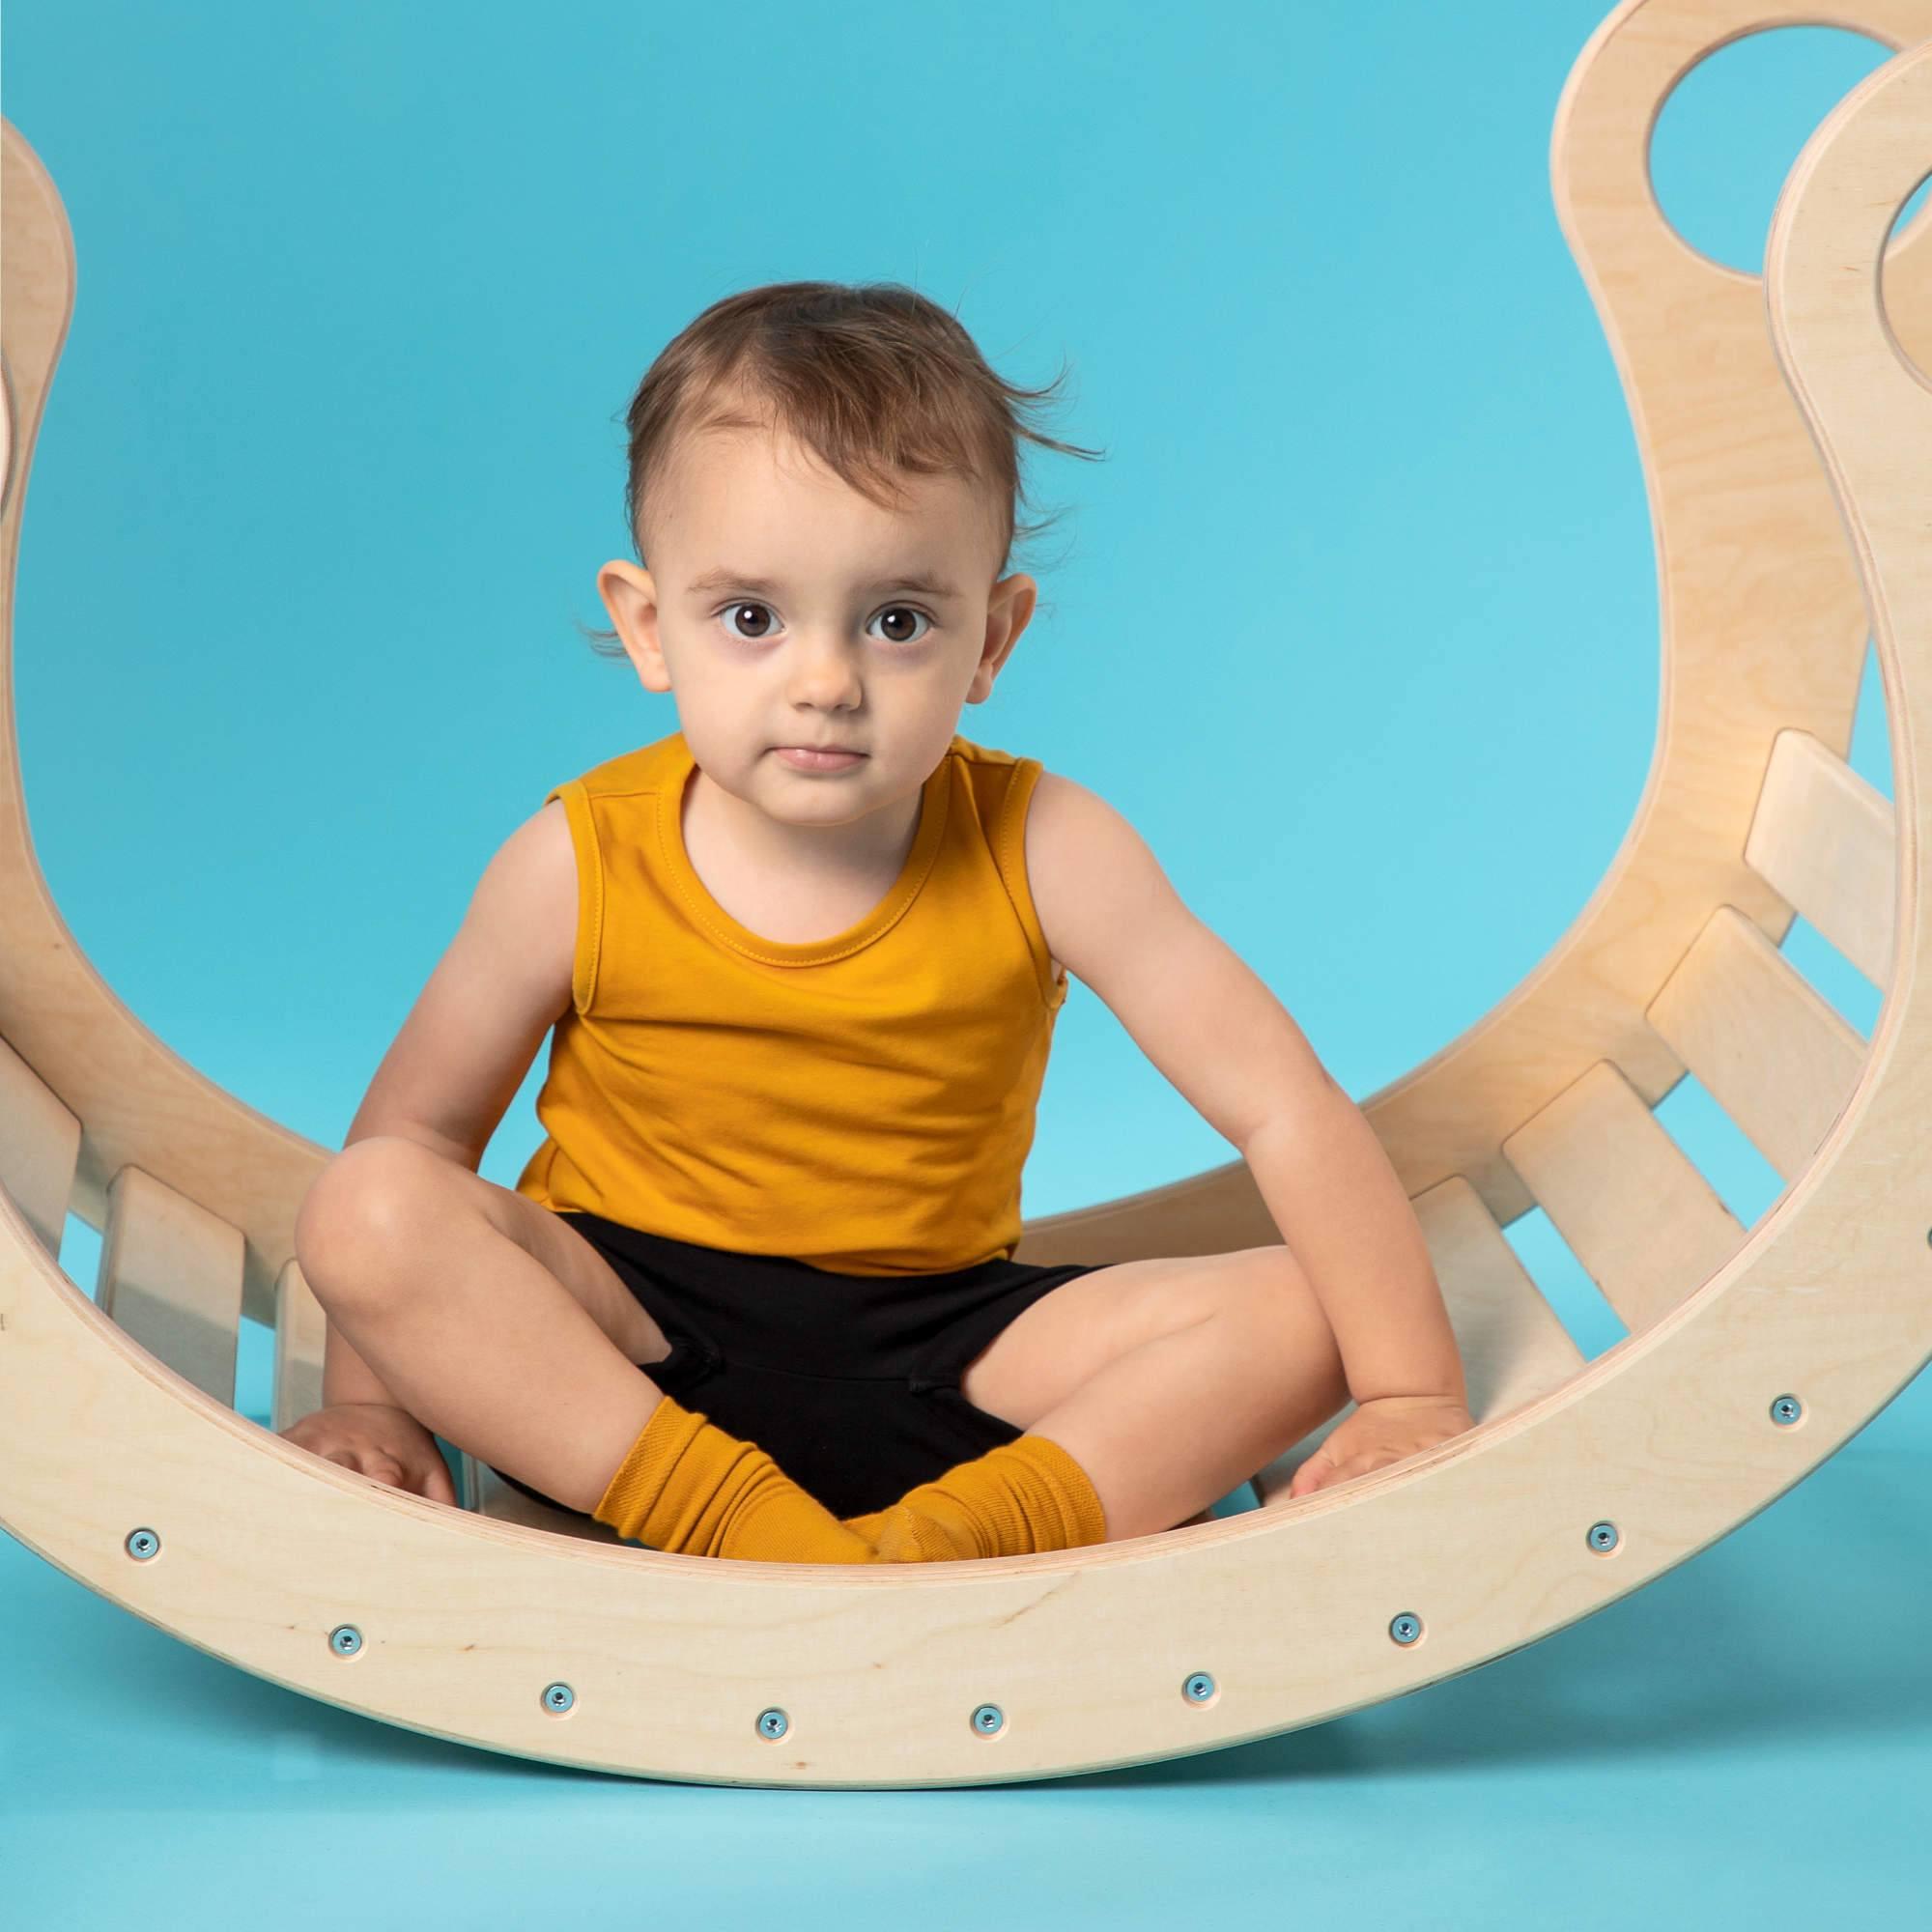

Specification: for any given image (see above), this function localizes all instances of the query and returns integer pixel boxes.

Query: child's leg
[294,1142,1095,1564]
[985,1285,1329,1543]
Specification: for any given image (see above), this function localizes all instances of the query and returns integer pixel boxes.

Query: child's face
[596,415,1037,829]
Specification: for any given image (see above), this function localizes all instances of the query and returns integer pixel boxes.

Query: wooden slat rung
[0,1033,81,1258]
[1252,1176,1587,1509]
[1502,1061,1744,1335]
[1645,905,1867,1180]
[99,1164,244,1406]
[271,1257,327,1435]
[1744,727,1895,987]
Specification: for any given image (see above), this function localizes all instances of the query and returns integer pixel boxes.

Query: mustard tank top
[512,728,1071,1275]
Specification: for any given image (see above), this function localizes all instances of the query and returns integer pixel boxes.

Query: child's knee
[295,1135,458,1294]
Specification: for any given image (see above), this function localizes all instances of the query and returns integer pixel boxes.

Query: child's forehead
[671,425,995,561]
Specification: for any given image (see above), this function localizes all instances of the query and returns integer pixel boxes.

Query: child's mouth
[773,746,867,771]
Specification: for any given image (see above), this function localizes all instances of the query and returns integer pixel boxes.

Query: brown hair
[579,279,1106,656]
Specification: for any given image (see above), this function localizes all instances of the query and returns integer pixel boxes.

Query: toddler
[282,280,1426,1561]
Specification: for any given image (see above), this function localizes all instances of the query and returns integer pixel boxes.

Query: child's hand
[279,1402,461,1507]
[1287,1394,1475,1498]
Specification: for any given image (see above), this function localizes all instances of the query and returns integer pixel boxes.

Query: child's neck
[680,764,926,945]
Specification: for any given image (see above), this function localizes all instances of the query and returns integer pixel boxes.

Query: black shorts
[483,1209,1110,1522]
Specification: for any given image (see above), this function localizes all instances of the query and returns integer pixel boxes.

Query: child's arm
[339,798,578,1170]
[303,801,580,1411]
[1025,770,1465,1416]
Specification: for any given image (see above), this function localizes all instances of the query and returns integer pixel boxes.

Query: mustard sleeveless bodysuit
[512,729,1070,1276]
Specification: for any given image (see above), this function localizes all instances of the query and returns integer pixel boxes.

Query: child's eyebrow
[685,567,964,601]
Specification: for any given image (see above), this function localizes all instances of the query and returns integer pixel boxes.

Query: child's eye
[718,601,775,641]
[868,604,935,645]
[715,601,936,646]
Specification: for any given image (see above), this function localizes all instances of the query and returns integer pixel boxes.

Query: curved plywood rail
[0,0,1928,1788]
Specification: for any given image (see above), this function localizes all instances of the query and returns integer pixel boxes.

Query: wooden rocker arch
[3,0,1930,1789]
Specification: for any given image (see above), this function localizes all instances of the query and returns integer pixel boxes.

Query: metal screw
[542,1683,575,1714]
[328,1625,363,1657]
[756,1708,788,1741]
[1183,1672,1216,1703]
[1771,1394,1803,1426]
[1588,1520,1620,1552]
[125,1528,159,1560]
[1389,1612,1422,1645]
[971,1703,1006,1736]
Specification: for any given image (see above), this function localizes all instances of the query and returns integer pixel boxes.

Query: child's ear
[597,561,671,693]
[968,572,1037,699]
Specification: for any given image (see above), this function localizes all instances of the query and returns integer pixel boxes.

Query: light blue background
[4,1,1927,1924]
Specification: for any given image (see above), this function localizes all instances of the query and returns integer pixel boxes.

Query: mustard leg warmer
[591,1394,876,1563]
[842,1433,1109,1561]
